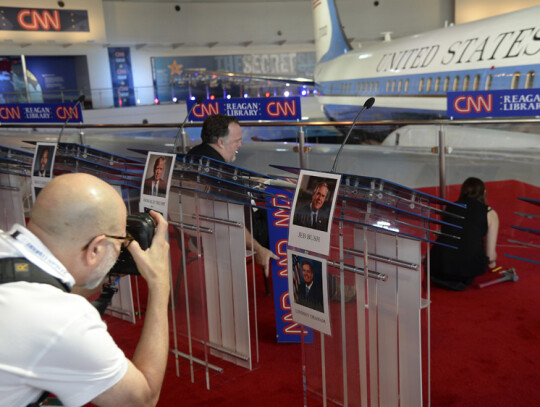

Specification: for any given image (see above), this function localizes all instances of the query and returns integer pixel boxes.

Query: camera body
[109,212,156,276]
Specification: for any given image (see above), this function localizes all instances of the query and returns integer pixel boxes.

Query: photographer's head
[27,173,127,289]
[201,114,242,163]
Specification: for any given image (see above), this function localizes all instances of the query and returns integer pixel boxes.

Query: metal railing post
[438,125,446,200]
[298,126,306,169]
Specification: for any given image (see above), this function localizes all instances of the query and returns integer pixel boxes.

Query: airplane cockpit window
[452,76,460,92]
[426,77,432,93]
[434,77,441,93]
[473,74,480,91]
[443,77,450,92]
[525,71,535,89]
[511,72,521,89]
[485,74,493,90]
[462,75,470,91]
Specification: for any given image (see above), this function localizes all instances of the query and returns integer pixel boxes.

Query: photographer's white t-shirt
[0,226,128,407]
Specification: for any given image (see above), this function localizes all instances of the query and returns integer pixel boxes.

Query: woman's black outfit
[429,198,490,291]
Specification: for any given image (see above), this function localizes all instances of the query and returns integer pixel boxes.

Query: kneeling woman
[430,177,499,291]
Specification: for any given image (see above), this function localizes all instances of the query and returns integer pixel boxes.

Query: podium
[0,145,33,229]
[171,153,275,388]
[506,197,540,265]
[277,166,461,407]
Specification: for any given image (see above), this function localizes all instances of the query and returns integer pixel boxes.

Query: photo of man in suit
[296,259,324,312]
[33,147,53,178]
[293,180,332,231]
[143,156,169,197]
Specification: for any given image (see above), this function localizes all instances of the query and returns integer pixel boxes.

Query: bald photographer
[0,173,171,407]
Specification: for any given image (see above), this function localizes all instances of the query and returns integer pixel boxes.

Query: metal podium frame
[171,153,275,389]
[276,165,462,407]
[0,145,33,230]
[506,197,540,266]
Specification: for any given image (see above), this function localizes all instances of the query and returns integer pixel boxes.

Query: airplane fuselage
[313,5,540,125]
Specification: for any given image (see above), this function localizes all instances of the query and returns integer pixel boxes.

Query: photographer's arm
[93,211,170,407]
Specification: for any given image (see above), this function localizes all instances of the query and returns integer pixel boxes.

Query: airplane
[181,0,540,145]
[311,0,540,142]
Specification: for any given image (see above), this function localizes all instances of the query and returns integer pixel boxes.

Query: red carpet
[99,180,540,407]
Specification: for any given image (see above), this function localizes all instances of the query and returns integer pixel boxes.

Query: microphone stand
[173,102,199,154]
[330,97,375,173]
[57,95,85,145]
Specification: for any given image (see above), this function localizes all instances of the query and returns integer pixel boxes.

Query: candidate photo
[143,155,171,197]
[292,177,337,232]
[33,146,54,178]
[294,256,324,313]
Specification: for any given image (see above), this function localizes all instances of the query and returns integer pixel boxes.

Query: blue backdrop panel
[108,48,136,107]
[266,186,313,343]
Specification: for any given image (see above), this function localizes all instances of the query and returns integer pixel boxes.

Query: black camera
[109,213,156,276]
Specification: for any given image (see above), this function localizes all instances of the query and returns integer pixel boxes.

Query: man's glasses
[82,232,134,251]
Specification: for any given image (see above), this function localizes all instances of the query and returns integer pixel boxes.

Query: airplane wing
[182,68,315,86]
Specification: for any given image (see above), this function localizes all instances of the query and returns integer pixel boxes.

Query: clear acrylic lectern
[171,153,275,389]
[276,165,462,407]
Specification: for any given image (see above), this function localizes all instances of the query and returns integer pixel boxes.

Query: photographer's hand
[128,210,170,293]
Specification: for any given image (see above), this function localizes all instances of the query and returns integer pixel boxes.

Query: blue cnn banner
[265,186,313,343]
[0,103,83,123]
[108,47,136,107]
[187,97,301,121]
[447,88,540,119]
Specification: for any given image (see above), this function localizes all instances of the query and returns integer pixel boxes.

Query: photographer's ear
[82,235,109,267]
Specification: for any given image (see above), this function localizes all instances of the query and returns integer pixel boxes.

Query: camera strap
[25,391,51,407]
[0,257,69,293]
[7,229,74,289]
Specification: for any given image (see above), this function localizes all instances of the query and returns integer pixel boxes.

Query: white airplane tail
[312,0,352,63]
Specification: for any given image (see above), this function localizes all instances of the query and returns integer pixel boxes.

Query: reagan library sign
[447,89,540,119]
[187,97,302,121]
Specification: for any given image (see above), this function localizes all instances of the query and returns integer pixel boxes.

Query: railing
[0,82,313,110]
[2,118,540,194]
